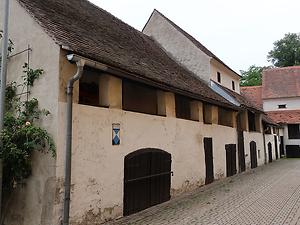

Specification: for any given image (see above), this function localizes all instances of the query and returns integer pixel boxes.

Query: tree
[240,65,264,86]
[268,33,300,67]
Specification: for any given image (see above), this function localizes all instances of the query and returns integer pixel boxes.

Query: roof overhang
[66,53,240,111]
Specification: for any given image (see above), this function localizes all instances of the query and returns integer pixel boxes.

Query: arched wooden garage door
[124,148,172,216]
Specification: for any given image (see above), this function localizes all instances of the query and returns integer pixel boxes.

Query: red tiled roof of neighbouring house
[18,0,238,110]
[240,86,263,109]
[262,66,300,99]
[144,9,241,78]
[266,110,300,124]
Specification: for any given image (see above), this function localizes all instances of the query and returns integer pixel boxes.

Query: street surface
[105,159,300,225]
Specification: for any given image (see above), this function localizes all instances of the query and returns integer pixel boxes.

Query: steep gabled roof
[240,86,263,109]
[143,9,241,78]
[18,0,237,109]
[262,66,300,99]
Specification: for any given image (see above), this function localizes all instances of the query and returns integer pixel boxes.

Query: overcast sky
[89,0,299,73]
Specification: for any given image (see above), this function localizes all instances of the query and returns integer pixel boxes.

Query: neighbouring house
[143,10,241,93]
[143,9,280,171]
[0,1,281,225]
[242,67,300,158]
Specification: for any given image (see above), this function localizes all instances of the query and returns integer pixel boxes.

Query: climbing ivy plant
[0,34,55,193]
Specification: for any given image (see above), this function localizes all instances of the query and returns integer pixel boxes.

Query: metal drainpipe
[62,58,85,225]
[0,0,10,221]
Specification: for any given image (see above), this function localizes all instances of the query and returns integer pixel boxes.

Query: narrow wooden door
[250,141,258,168]
[280,136,284,157]
[124,149,171,216]
[204,138,214,184]
[225,144,237,177]
[274,136,279,159]
[268,142,273,163]
[238,131,246,172]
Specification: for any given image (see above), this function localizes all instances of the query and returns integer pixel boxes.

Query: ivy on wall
[0,34,56,194]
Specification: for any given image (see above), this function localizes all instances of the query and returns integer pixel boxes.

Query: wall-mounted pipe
[0,0,10,222]
[62,55,85,225]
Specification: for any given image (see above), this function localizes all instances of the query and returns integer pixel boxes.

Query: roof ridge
[264,65,300,71]
[17,0,238,110]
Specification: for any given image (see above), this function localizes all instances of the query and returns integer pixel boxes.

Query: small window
[175,94,191,120]
[232,81,235,90]
[122,79,157,115]
[278,104,286,109]
[217,72,221,83]
[288,124,300,139]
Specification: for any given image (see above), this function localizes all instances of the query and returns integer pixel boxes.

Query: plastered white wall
[210,59,240,94]
[0,0,60,224]
[243,132,265,168]
[263,97,300,111]
[143,11,211,83]
[57,103,238,224]
[265,134,280,161]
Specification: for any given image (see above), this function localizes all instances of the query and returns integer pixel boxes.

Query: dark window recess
[175,94,191,120]
[263,122,271,134]
[288,124,300,139]
[123,79,158,115]
[286,145,300,158]
[278,104,286,109]
[203,103,212,124]
[218,107,233,127]
[232,81,235,90]
[79,68,100,107]
[217,72,221,83]
[248,111,256,132]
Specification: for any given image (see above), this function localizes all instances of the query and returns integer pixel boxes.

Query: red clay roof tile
[18,0,237,110]
[240,86,263,109]
[266,110,300,124]
[262,67,300,99]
